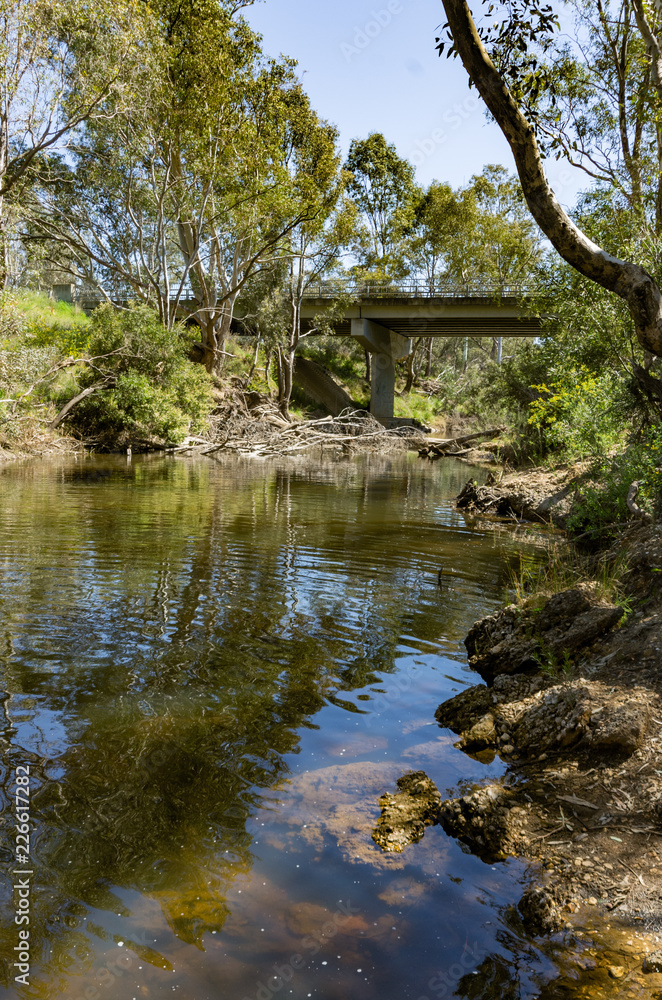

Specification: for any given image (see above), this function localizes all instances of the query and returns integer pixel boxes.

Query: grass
[393,388,445,429]
[510,539,633,618]
[15,289,90,330]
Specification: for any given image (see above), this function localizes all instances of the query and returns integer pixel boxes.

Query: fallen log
[419,427,505,459]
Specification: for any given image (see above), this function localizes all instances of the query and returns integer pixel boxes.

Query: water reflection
[0,454,553,998]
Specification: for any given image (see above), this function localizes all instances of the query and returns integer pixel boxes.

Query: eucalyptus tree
[240,132,357,419]
[0,0,146,286]
[272,198,358,417]
[344,132,420,279]
[403,166,540,378]
[30,1,334,373]
[438,0,662,404]
[468,164,542,291]
[407,181,475,292]
[266,115,358,417]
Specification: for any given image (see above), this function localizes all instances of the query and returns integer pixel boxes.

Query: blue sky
[246,0,586,209]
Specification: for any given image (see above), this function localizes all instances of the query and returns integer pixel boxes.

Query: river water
[0,454,569,999]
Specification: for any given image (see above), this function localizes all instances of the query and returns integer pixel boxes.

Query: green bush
[63,305,214,445]
[567,429,662,538]
[527,366,626,459]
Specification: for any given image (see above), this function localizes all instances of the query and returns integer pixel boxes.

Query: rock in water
[438,783,526,862]
[642,951,662,974]
[434,685,495,733]
[518,886,565,936]
[372,771,442,853]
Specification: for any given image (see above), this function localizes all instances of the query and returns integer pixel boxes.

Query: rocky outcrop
[372,771,441,853]
[436,678,649,761]
[438,783,527,861]
[456,712,498,752]
[464,585,624,683]
[434,684,495,733]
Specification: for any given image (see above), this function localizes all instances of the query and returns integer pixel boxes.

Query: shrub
[526,366,626,460]
[566,429,662,538]
[62,305,214,446]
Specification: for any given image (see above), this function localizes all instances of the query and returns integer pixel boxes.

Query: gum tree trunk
[441,0,662,357]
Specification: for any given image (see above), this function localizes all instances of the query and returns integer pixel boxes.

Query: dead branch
[51,384,105,428]
[626,481,654,524]
[419,427,505,459]
[170,408,416,460]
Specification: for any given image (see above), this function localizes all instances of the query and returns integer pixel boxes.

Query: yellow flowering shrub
[527,367,623,458]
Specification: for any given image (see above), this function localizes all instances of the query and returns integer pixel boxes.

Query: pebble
[608,965,625,979]
[643,950,662,973]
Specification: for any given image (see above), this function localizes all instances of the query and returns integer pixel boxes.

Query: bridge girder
[300,294,541,338]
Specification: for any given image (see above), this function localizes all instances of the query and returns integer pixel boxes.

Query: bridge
[53,279,541,426]
[300,282,541,425]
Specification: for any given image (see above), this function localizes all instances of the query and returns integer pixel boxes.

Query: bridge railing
[304,280,534,299]
[62,279,535,310]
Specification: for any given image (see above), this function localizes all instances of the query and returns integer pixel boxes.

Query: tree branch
[441,0,662,354]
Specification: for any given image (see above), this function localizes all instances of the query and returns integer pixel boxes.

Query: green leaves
[407,165,541,292]
[436,0,560,127]
[68,305,214,444]
[344,133,419,273]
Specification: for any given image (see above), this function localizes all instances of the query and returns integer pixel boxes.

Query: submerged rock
[438,783,525,862]
[642,951,662,974]
[518,886,565,936]
[372,771,441,853]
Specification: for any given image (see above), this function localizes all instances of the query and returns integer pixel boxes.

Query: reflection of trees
[0,455,546,992]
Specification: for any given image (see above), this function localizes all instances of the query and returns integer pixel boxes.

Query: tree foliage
[344,132,419,276]
[26,1,344,373]
[61,305,214,445]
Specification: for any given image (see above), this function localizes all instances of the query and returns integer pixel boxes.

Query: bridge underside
[300,295,541,339]
[311,316,540,337]
[300,296,541,426]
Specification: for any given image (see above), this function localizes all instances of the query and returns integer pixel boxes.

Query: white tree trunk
[442,0,662,356]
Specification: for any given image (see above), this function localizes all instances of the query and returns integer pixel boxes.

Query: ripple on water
[0,454,568,1000]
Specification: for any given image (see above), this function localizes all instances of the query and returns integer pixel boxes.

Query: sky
[245,0,586,209]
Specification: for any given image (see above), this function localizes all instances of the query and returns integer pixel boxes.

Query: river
[0,453,571,999]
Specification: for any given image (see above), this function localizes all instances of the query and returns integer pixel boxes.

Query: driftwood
[626,481,654,524]
[419,426,505,460]
[167,410,415,460]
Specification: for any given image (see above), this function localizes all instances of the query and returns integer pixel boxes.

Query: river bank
[428,465,662,995]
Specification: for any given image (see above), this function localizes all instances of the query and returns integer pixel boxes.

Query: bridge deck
[300,293,541,338]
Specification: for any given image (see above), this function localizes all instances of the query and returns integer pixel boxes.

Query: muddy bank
[455,466,584,529]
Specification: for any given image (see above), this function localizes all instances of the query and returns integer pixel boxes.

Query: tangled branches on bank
[171,409,420,460]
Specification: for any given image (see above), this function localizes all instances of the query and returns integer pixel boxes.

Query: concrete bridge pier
[351,318,412,425]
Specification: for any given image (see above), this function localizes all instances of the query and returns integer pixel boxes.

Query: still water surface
[0,454,566,998]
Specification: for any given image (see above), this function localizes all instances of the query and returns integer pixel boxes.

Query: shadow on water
[0,454,574,999]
